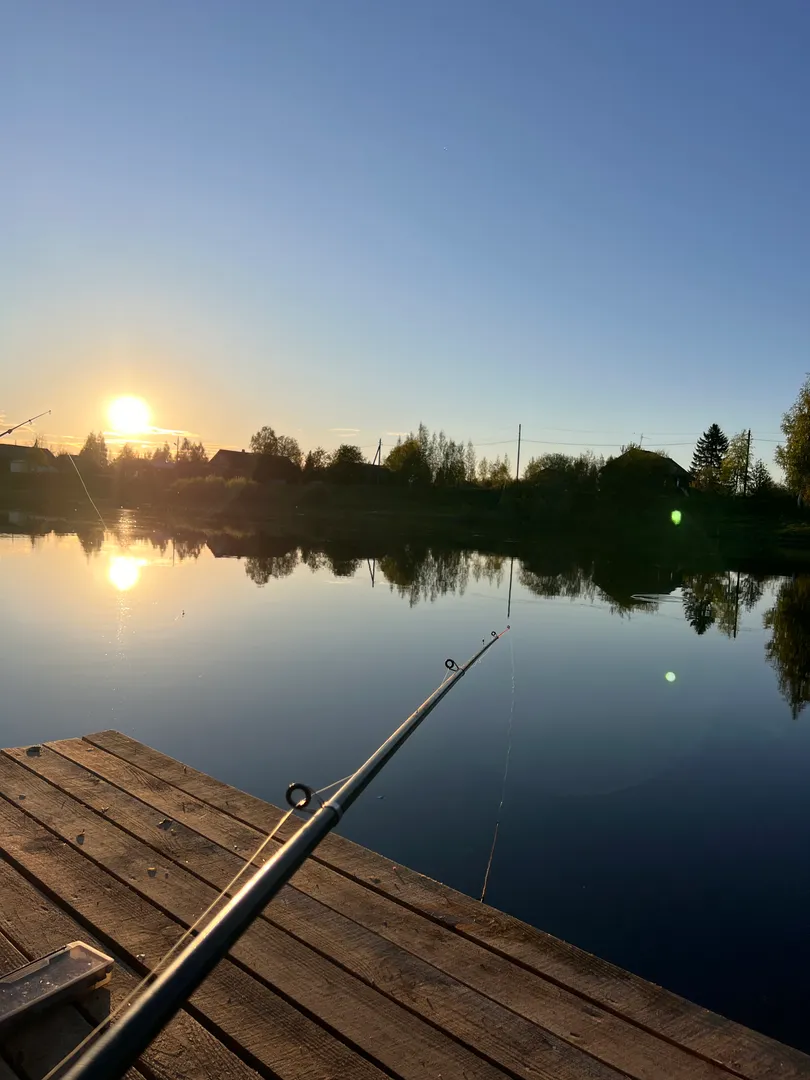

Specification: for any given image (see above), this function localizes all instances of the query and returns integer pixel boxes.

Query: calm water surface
[2,512,810,1050]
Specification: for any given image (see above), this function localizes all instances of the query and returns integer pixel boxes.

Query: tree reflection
[377,548,506,607]
[764,576,810,719]
[326,556,361,578]
[682,579,716,634]
[300,548,361,578]
[681,572,768,638]
[519,564,596,602]
[244,551,299,585]
[379,547,470,606]
[76,525,104,555]
[174,536,205,561]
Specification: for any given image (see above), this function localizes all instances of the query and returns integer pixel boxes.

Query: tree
[249,426,302,466]
[250,426,280,456]
[151,442,173,464]
[384,436,431,485]
[176,438,207,464]
[303,447,330,473]
[434,434,467,486]
[523,452,602,494]
[478,455,511,488]
[276,435,303,467]
[465,441,476,483]
[331,444,365,466]
[523,453,573,483]
[79,431,108,470]
[691,424,729,488]
[720,431,751,496]
[749,459,774,496]
[776,374,810,502]
[114,443,140,478]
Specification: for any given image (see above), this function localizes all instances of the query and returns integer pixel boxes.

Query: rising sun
[108,395,151,435]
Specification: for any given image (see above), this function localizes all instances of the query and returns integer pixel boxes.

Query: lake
[2,510,810,1051]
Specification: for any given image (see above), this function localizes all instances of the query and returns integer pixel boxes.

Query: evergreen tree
[691,424,729,488]
[749,459,774,496]
[78,431,109,470]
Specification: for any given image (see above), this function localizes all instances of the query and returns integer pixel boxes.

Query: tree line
[62,370,810,501]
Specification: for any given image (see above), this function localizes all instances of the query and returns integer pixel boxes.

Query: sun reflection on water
[108,555,146,591]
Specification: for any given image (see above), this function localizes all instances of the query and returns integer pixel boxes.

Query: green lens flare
[671,510,682,525]
[665,671,677,683]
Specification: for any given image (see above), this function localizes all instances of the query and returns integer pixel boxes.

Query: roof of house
[209,449,256,466]
[0,443,58,464]
[601,447,690,478]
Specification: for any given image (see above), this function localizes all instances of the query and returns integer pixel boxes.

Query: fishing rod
[0,409,50,439]
[63,627,509,1080]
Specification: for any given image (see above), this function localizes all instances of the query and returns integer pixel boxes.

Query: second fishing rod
[61,626,510,1080]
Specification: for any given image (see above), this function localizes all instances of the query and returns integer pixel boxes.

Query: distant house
[208,449,259,478]
[599,448,690,496]
[208,449,300,483]
[0,444,58,474]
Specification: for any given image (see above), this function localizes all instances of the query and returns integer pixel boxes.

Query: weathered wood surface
[0,732,807,1080]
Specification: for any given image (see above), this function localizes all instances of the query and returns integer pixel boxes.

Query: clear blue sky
[4,0,809,467]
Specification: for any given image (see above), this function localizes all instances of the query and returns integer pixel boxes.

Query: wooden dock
[0,731,807,1080]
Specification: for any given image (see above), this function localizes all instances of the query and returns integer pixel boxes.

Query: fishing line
[67,454,109,532]
[480,631,516,904]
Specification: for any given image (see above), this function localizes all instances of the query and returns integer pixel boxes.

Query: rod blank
[62,628,508,1080]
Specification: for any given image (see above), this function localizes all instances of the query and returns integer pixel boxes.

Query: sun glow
[108,555,146,591]
[108,396,151,435]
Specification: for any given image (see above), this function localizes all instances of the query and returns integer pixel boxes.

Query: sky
[3,0,810,468]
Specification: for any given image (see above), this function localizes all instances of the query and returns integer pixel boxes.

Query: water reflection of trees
[378,548,507,607]
[244,551,300,585]
[174,536,205,561]
[519,565,597,603]
[764,576,810,719]
[519,561,670,616]
[681,572,767,638]
[76,525,104,555]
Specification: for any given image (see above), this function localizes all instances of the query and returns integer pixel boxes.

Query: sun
[108,396,151,435]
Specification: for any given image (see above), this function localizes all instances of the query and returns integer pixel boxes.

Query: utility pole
[515,424,521,480]
[742,429,752,496]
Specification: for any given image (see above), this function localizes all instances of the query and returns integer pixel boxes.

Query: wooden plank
[4,749,627,1080]
[0,922,144,1080]
[83,729,810,1080]
[42,737,745,1080]
[0,756,526,1080]
[16,744,651,1080]
[0,859,262,1080]
[0,796,389,1080]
